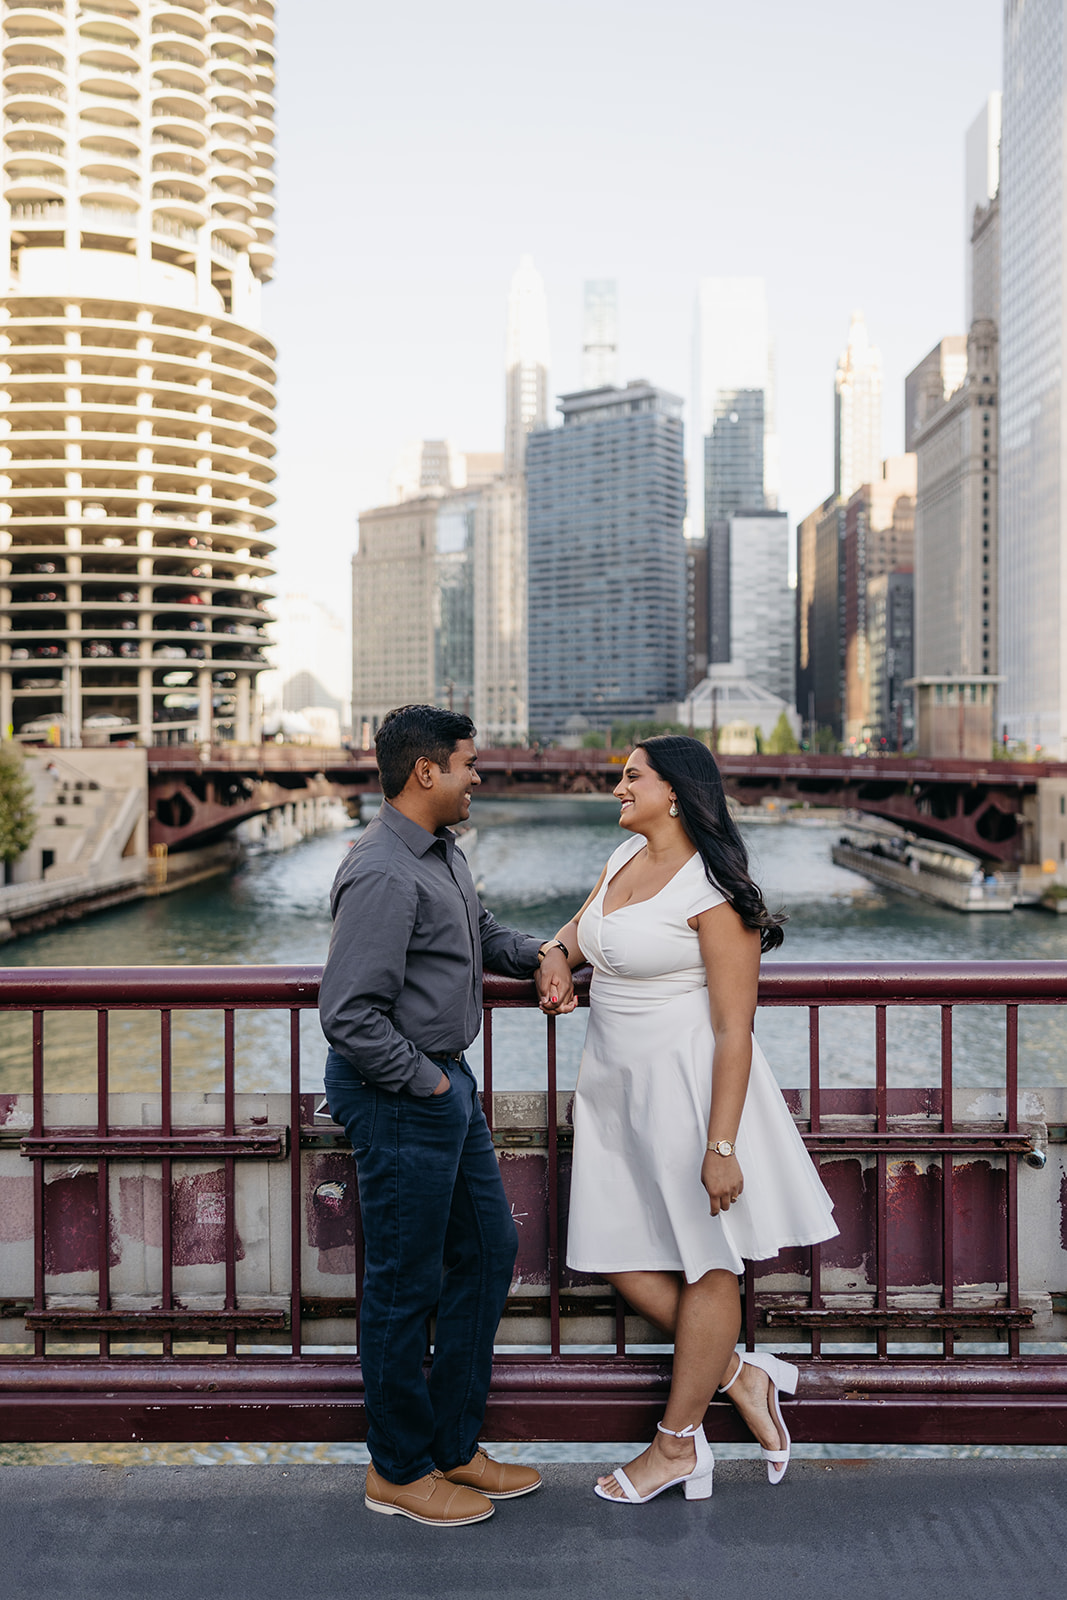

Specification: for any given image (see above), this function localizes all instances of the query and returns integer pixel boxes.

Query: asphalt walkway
[0,1459,1064,1600]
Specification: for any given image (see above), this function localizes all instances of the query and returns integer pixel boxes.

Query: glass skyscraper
[726,511,793,708]
[582,280,619,390]
[704,389,766,522]
[834,312,883,503]
[504,256,550,479]
[693,278,778,529]
[1000,0,1065,754]
[526,383,686,740]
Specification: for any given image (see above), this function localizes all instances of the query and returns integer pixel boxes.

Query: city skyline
[265,0,1002,609]
[0,0,1017,758]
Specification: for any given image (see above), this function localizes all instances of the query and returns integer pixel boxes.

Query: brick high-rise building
[842,457,916,747]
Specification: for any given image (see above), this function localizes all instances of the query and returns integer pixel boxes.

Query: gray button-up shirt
[319,801,543,1097]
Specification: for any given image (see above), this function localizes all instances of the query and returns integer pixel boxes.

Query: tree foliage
[606,719,688,749]
[765,711,800,754]
[0,743,36,866]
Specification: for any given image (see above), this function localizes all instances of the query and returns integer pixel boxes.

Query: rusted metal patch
[0,1095,23,1127]
[171,1170,244,1267]
[499,1148,550,1287]
[305,1152,357,1275]
[43,1170,119,1276]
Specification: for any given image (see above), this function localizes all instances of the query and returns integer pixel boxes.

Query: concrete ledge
[0,1460,1063,1600]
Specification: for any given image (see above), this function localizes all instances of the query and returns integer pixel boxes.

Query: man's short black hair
[375,705,477,800]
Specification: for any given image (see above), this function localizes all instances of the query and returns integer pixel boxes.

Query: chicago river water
[3,798,1065,1465]
[4,796,1067,1097]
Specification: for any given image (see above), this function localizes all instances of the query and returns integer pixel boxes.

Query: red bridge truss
[148,747,1067,864]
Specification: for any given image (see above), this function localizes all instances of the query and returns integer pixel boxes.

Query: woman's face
[612,747,673,833]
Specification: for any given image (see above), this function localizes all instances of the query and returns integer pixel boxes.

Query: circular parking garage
[0,2,278,748]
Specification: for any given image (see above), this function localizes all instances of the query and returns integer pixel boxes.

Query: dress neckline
[601,842,700,917]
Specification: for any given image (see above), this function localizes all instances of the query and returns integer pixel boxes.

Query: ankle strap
[717,1354,744,1395]
[656,1420,700,1438]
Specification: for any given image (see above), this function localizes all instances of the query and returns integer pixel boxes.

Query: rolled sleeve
[319,868,443,1096]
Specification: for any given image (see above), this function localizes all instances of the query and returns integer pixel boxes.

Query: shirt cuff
[521,934,546,973]
[408,1053,448,1098]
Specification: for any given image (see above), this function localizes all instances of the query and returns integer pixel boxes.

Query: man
[320,705,574,1527]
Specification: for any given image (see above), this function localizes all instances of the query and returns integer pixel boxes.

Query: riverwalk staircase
[0,748,147,939]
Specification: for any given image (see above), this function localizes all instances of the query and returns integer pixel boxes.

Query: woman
[543,736,837,1505]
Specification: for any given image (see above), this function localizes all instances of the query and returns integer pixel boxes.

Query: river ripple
[3,799,1067,1094]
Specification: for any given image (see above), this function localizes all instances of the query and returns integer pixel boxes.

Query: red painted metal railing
[0,963,1065,1446]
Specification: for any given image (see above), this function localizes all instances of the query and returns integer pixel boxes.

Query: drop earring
[669,801,678,818]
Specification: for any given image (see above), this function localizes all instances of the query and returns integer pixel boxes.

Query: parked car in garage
[16,714,67,742]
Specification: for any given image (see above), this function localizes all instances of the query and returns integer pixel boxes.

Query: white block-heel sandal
[594,1420,715,1504]
[719,1349,799,1485]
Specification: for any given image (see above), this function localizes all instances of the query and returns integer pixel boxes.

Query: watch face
[715,1140,734,1157]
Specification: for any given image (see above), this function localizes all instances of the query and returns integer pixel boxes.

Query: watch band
[537,939,569,965]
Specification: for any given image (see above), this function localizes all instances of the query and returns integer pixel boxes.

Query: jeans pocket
[326,1074,377,1160]
[410,1067,464,1113]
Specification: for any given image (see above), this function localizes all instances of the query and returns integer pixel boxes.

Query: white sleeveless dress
[566,833,838,1282]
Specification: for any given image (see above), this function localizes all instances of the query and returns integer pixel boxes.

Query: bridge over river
[148,745,1067,865]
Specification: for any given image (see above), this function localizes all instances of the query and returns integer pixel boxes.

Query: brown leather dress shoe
[442,1449,543,1499]
[365,1464,494,1526]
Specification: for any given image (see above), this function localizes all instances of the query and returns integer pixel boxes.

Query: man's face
[431,737,481,826]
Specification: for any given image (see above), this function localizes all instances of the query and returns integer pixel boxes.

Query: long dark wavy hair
[637,735,786,952]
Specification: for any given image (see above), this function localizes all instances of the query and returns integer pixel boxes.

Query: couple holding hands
[320,704,836,1527]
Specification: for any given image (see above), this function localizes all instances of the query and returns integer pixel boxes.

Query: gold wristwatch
[707,1139,735,1157]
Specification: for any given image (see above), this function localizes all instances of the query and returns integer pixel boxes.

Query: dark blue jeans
[324,1046,518,1484]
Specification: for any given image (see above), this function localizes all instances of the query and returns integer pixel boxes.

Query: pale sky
[263,0,1003,611]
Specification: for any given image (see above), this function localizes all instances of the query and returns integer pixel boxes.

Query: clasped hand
[536,950,577,1014]
[701,1150,744,1215]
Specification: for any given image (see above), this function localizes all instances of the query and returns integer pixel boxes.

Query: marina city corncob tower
[0,0,276,746]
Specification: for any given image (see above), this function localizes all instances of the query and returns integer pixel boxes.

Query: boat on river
[832,817,1018,912]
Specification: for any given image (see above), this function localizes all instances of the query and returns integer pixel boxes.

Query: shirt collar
[379,800,455,862]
